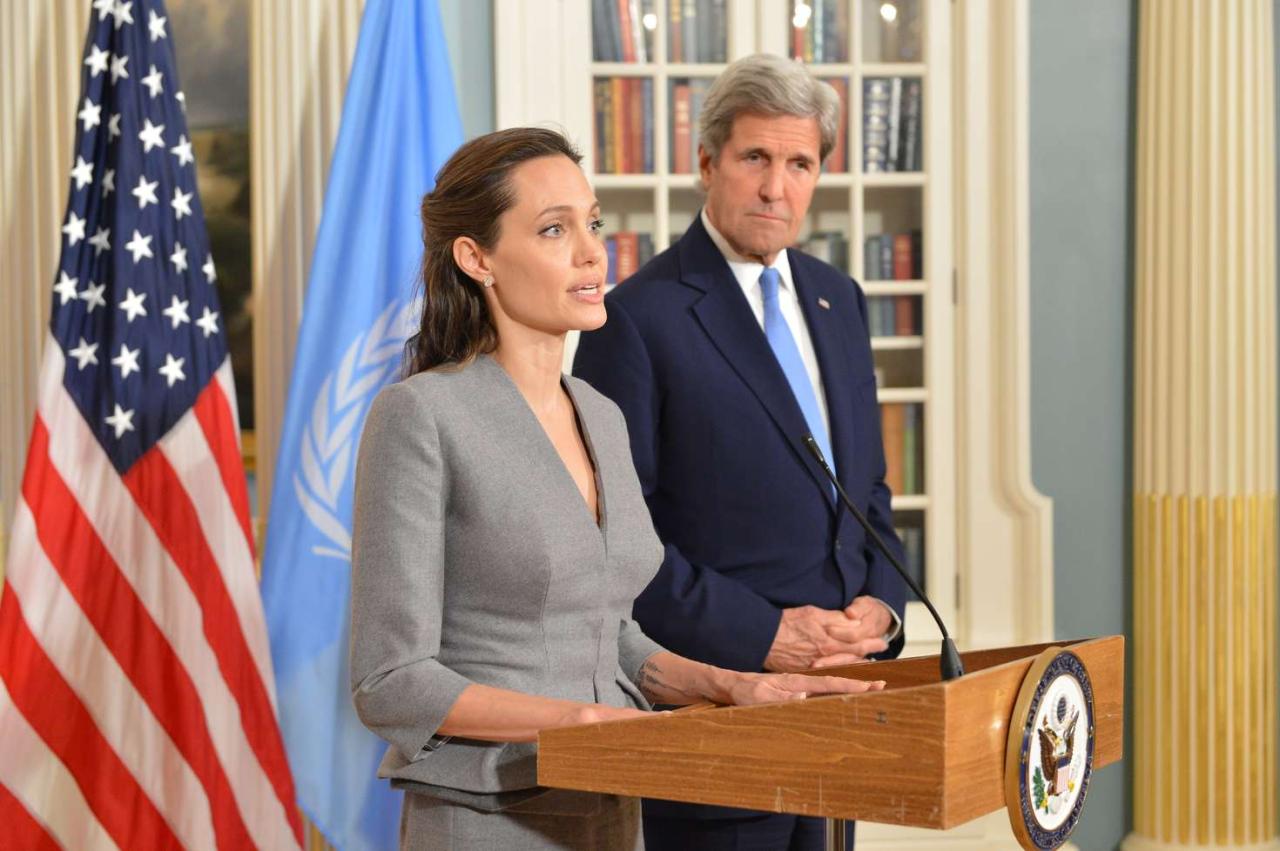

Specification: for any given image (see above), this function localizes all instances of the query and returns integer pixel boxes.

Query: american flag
[0,2,302,848]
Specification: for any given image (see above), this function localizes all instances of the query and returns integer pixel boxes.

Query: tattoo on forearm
[634,658,699,704]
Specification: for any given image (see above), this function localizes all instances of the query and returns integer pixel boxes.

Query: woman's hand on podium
[720,671,887,706]
[632,652,887,708]
[556,703,652,728]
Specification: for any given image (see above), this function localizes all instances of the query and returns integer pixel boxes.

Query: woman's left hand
[724,672,886,706]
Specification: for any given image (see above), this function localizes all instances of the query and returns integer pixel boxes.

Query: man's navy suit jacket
[573,213,909,683]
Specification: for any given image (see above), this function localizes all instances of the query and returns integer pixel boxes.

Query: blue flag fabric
[260,2,462,848]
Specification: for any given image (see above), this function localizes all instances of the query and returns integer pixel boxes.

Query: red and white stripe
[0,337,303,849]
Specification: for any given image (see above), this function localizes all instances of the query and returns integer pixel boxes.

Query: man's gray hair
[698,53,841,164]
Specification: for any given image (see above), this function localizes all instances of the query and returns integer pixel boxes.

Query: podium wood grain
[537,636,1124,829]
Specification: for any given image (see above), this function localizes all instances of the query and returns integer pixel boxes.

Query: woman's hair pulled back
[404,127,582,375]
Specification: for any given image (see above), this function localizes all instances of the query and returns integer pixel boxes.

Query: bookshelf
[497,0,1053,845]
[554,0,957,645]
[506,0,951,638]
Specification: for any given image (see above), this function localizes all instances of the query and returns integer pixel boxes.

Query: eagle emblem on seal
[1035,708,1080,808]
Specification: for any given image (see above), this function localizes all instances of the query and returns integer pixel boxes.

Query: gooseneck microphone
[802,435,965,681]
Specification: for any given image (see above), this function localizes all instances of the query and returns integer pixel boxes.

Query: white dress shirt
[700,209,832,441]
[700,209,903,645]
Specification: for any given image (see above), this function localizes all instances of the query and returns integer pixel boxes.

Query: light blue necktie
[759,266,837,484]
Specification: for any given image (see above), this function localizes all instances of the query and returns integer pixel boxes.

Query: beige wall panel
[0,2,91,567]
[250,0,363,540]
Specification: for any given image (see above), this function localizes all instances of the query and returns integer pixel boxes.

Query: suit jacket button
[834,540,842,551]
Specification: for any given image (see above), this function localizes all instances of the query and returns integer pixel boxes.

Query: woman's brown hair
[404,127,583,375]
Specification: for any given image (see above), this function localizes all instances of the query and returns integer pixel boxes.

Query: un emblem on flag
[1004,649,1095,850]
[293,298,417,560]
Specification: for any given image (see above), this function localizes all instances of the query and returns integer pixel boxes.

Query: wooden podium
[538,636,1123,842]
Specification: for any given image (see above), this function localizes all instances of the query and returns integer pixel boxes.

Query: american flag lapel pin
[817,297,831,310]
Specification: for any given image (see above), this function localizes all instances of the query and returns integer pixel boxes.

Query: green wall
[1030,2,1134,848]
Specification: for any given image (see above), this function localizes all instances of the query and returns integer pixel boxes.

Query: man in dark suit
[573,53,907,850]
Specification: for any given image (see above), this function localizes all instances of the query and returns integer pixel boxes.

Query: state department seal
[1004,648,1095,850]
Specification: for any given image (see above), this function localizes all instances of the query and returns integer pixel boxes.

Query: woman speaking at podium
[348,127,885,849]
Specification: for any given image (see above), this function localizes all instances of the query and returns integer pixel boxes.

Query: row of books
[894,524,925,600]
[864,77,923,172]
[790,0,850,64]
[601,75,920,175]
[882,402,921,496]
[865,230,923,280]
[599,225,921,279]
[592,0,923,66]
[592,0,654,63]
[797,231,850,274]
[592,0,729,63]
[594,77,655,174]
[668,0,728,63]
[868,294,919,338]
[605,231,656,284]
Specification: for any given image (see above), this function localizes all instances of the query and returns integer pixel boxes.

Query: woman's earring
[482,275,494,288]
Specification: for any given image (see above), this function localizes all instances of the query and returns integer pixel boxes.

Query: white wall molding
[952,0,1055,650]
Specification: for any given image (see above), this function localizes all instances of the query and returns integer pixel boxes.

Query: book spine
[594,79,609,173]
[605,236,619,284]
[616,232,640,282]
[902,404,918,493]
[629,0,646,63]
[895,295,915,336]
[864,235,882,281]
[641,78,654,173]
[591,0,608,61]
[617,0,636,62]
[882,404,905,495]
[835,0,849,61]
[887,76,902,172]
[669,0,683,62]
[712,0,727,61]
[880,235,893,283]
[902,78,922,171]
[813,0,824,63]
[683,0,697,63]
[893,233,912,279]
[823,0,839,61]
[862,77,890,172]
[601,0,621,62]
[697,0,714,65]
[673,83,692,173]
[806,4,815,62]
[611,77,626,172]
[832,233,848,276]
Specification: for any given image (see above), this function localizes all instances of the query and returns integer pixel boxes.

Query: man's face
[699,111,822,264]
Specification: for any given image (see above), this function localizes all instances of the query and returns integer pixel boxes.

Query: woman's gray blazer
[349,354,665,804]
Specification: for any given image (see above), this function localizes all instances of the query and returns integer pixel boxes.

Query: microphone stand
[802,436,964,682]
